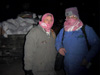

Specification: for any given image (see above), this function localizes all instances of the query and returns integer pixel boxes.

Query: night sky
[0,0,99,36]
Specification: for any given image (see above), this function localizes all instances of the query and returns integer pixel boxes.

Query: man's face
[43,16,53,24]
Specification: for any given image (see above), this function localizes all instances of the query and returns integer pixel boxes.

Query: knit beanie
[65,7,79,18]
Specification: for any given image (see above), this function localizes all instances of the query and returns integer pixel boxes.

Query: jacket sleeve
[55,28,64,51]
[24,29,37,70]
[85,25,100,62]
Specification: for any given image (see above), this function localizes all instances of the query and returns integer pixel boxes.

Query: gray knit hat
[65,7,79,18]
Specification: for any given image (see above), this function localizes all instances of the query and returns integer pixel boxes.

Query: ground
[0,59,66,75]
[0,58,99,75]
[0,59,25,75]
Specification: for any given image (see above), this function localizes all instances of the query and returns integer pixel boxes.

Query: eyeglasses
[65,15,78,21]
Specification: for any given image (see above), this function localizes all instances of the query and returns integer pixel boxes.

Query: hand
[25,70,34,75]
[58,48,66,56]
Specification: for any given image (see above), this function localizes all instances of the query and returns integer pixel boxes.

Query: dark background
[0,1,99,75]
[0,0,99,36]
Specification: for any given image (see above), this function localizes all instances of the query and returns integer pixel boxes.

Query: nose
[48,21,51,24]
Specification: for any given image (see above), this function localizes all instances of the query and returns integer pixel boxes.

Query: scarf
[64,18,83,31]
[39,13,54,32]
[39,21,52,32]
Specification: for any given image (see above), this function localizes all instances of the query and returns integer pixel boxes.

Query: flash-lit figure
[24,13,57,75]
[55,7,100,75]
